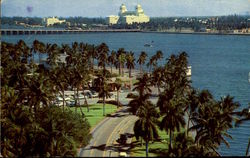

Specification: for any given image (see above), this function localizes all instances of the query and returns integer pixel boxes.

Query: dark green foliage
[1,40,92,157]
[1,87,91,157]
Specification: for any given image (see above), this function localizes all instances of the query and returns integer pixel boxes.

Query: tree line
[2,15,249,31]
[128,52,250,156]
[1,39,249,157]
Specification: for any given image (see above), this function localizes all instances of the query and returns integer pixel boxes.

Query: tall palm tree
[189,92,241,156]
[133,73,152,97]
[155,50,163,61]
[126,51,135,78]
[157,92,186,150]
[146,55,156,73]
[137,51,148,74]
[47,44,60,67]
[97,43,110,116]
[32,39,40,64]
[133,100,159,157]
[151,66,164,95]
[116,48,126,76]
[108,50,116,74]
[114,78,122,108]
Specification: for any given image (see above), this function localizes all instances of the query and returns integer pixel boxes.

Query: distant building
[107,4,150,25]
[44,17,66,26]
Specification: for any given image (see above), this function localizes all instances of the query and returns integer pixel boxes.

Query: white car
[119,152,127,157]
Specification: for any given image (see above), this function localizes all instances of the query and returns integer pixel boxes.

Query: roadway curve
[78,106,137,157]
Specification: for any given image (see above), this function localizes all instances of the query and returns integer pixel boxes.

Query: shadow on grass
[129,138,168,157]
[91,107,102,110]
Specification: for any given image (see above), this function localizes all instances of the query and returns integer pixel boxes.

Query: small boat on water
[144,43,152,47]
[186,66,192,77]
[144,40,154,47]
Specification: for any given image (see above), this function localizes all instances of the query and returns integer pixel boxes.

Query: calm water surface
[2,33,250,156]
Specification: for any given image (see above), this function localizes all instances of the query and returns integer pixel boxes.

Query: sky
[1,0,250,17]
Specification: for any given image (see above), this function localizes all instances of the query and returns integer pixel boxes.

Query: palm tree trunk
[74,89,77,113]
[111,65,113,74]
[117,89,119,108]
[119,63,121,76]
[129,68,131,78]
[77,88,84,117]
[62,90,65,112]
[103,95,105,116]
[146,139,149,157]
[83,91,89,112]
[140,64,142,74]
[169,129,172,150]
[122,64,125,77]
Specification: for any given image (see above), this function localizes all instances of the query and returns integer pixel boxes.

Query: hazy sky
[1,0,250,17]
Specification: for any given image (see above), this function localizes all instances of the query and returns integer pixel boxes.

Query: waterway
[2,32,250,156]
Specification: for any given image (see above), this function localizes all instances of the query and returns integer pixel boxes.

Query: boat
[186,66,192,77]
[144,43,152,47]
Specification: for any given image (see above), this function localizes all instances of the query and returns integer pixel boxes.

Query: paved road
[78,106,137,157]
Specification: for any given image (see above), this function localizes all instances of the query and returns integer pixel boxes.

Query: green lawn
[130,128,186,157]
[66,103,118,129]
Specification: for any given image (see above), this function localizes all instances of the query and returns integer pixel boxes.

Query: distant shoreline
[141,31,250,36]
[1,28,250,36]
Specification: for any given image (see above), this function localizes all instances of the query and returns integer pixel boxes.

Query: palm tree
[17,40,32,64]
[147,51,163,73]
[133,73,152,97]
[155,50,163,61]
[133,99,159,157]
[146,55,156,73]
[157,92,186,150]
[151,66,164,95]
[126,51,135,78]
[114,78,122,108]
[96,75,111,116]
[97,43,110,116]
[116,48,126,76]
[137,51,148,74]
[108,50,116,74]
[32,39,40,63]
[189,91,241,156]
[50,63,69,112]
[47,44,60,67]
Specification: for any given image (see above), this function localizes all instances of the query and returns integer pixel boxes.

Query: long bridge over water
[1,29,141,35]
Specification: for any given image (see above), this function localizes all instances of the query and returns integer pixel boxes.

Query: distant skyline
[1,0,250,17]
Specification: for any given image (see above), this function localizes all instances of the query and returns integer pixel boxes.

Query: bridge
[1,29,141,35]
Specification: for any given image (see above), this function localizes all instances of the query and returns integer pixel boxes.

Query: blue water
[2,33,250,156]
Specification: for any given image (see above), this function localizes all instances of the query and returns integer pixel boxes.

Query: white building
[44,17,66,26]
[107,4,150,25]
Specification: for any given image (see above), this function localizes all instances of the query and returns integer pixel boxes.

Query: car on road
[119,152,127,157]
[66,100,76,107]
[82,90,99,98]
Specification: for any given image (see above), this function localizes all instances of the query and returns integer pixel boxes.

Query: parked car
[82,90,99,98]
[71,94,85,100]
[66,100,76,107]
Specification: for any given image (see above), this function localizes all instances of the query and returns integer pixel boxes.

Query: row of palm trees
[2,39,249,157]
[1,40,94,156]
[129,52,249,157]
